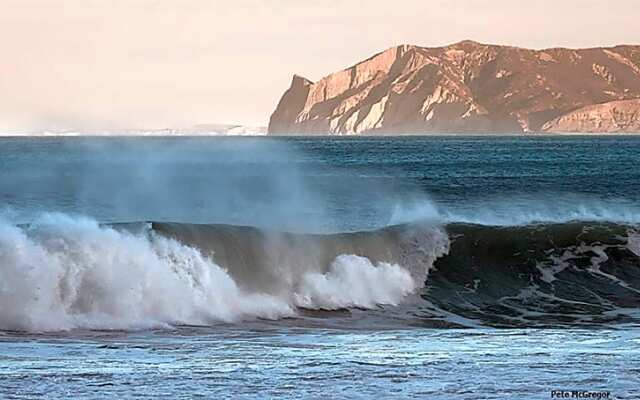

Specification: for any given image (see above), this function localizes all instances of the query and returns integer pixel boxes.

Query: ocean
[0,136,638,399]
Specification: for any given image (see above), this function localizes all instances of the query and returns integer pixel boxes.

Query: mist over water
[0,138,334,231]
[3,136,640,230]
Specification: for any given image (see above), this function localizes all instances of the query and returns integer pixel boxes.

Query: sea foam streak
[0,215,427,332]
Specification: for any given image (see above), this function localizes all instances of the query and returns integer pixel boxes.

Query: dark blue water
[0,136,639,399]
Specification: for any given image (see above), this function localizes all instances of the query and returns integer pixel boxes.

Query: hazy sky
[1,0,639,132]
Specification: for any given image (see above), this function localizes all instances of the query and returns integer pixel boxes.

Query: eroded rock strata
[269,41,640,134]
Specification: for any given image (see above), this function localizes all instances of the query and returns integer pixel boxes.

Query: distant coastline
[269,41,640,135]
[3,131,640,137]
[4,40,640,137]
[0,124,268,137]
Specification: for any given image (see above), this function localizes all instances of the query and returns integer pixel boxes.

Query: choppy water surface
[1,328,638,399]
[1,136,639,398]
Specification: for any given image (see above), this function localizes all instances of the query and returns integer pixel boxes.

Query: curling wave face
[1,214,639,332]
[424,223,640,327]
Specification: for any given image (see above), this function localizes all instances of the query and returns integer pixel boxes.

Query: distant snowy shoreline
[0,124,268,137]
[3,132,640,137]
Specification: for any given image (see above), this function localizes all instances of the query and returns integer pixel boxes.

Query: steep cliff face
[542,99,640,133]
[268,41,640,134]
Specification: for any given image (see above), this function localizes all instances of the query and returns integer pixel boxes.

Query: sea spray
[293,255,416,310]
[0,215,294,331]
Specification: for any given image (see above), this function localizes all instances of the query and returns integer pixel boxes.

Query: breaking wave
[1,213,639,332]
[0,215,448,332]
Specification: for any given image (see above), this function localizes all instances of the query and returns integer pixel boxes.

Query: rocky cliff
[542,99,640,133]
[268,41,640,134]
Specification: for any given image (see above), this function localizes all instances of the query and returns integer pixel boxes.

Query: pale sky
[1,0,639,132]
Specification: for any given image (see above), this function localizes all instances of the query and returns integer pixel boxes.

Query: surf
[0,213,639,332]
[0,214,449,332]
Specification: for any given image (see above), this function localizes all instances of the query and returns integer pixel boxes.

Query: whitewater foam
[0,215,297,331]
[627,230,640,257]
[0,215,429,332]
[294,255,415,310]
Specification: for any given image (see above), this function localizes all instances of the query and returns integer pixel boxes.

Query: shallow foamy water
[1,328,637,399]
